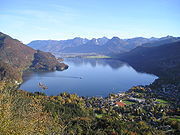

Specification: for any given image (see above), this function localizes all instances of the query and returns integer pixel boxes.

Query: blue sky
[0,0,180,43]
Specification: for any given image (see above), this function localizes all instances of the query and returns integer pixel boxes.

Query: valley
[0,32,179,135]
[1,0,179,134]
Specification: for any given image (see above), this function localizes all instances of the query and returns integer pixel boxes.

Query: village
[84,84,180,134]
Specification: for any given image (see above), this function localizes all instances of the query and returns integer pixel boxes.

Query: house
[115,102,126,107]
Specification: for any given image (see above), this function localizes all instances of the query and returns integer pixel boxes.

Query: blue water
[20,58,158,97]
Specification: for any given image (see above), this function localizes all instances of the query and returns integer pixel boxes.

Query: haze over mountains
[28,36,180,54]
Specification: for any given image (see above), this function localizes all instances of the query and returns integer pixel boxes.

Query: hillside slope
[119,41,180,79]
[30,50,68,71]
[0,32,68,83]
[0,32,36,69]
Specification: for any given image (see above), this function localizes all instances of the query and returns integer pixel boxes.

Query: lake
[20,58,158,97]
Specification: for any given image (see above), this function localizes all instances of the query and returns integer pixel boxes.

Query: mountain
[0,32,36,70]
[124,37,151,49]
[28,36,180,55]
[28,40,62,52]
[142,36,180,47]
[28,37,89,52]
[0,32,68,83]
[103,37,128,53]
[96,37,109,45]
[30,50,68,71]
[28,37,109,54]
[118,41,180,79]
[59,37,109,53]
[28,36,157,54]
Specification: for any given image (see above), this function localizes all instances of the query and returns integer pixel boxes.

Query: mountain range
[28,36,180,54]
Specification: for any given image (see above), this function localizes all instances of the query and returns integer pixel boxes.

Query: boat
[38,82,48,90]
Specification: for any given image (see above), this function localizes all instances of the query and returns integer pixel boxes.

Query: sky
[0,0,180,44]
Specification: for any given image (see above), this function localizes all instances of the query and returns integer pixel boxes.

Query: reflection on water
[20,58,158,97]
[64,58,126,69]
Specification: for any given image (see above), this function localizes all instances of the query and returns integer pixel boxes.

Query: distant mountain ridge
[142,36,180,47]
[28,36,180,54]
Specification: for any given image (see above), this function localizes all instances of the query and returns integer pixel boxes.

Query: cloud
[1,3,79,25]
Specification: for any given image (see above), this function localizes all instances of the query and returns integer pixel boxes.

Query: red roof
[115,102,126,107]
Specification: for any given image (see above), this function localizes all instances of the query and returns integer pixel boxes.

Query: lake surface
[20,58,158,97]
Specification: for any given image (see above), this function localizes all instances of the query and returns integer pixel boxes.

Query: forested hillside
[118,41,180,80]
[0,32,68,83]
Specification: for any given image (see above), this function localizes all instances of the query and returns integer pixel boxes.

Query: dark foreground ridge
[118,41,180,80]
[0,32,68,84]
